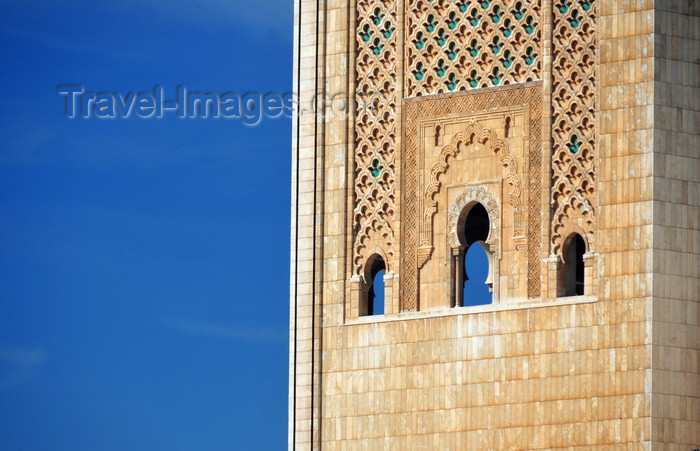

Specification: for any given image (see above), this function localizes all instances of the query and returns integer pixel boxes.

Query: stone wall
[289,0,699,448]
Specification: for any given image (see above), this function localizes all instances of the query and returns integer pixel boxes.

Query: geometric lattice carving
[406,0,541,97]
[550,0,596,257]
[354,0,398,276]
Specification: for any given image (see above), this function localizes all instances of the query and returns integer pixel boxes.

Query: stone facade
[289,0,699,449]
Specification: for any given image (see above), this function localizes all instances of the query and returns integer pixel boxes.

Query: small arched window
[453,203,493,307]
[362,255,386,316]
[560,233,585,296]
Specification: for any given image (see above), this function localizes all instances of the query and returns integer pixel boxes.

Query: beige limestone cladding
[289,0,700,449]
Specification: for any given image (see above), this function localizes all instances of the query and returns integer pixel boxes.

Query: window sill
[345,295,597,326]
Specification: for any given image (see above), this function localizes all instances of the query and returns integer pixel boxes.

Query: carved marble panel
[402,84,543,310]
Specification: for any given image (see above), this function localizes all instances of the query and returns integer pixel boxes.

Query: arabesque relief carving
[402,85,543,310]
[418,120,520,267]
[349,0,593,309]
[550,0,596,257]
[406,0,541,97]
[353,0,398,276]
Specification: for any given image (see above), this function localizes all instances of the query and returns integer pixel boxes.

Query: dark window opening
[463,203,489,246]
[562,233,585,296]
[366,256,385,315]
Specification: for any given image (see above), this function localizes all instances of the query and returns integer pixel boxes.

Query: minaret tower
[290,1,699,448]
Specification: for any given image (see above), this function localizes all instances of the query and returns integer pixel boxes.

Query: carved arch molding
[418,120,520,269]
[448,185,501,255]
[402,84,543,311]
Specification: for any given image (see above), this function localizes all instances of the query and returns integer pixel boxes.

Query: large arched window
[361,255,386,316]
[453,203,493,307]
[559,233,585,296]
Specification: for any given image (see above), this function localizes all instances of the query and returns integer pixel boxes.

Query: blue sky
[1,1,293,449]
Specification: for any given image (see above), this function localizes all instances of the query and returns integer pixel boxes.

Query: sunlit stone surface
[290,1,699,448]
